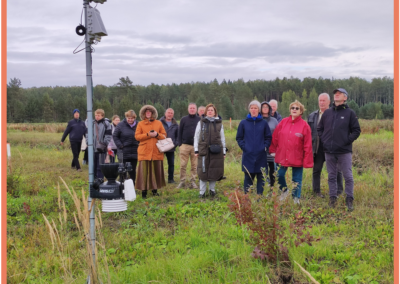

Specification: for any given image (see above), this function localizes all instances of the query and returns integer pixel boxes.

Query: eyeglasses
[291,107,300,110]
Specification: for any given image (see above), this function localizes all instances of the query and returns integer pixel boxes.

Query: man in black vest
[177,103,201,189]
[308,93,343,198]
[318,88,361,211]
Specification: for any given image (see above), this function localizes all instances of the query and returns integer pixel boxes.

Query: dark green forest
[7,76,394,123]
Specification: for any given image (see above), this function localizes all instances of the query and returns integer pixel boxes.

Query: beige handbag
[81,136,87,150]
[156,138,175,153]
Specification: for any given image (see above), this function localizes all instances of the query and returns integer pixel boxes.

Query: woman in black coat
[113,110,139,183]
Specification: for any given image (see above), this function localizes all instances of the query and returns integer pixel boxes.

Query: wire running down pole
[84,0,96,282]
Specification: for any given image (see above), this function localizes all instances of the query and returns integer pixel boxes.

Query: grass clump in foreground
[6,121,394,283]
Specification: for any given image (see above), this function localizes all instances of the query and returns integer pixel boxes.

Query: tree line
[7,76,394,123]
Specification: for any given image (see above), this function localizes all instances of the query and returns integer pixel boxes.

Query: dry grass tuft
[358,119,393,133]
[41,177,111,284]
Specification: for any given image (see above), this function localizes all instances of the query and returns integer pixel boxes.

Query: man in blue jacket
[61,109,86,172]
[317,88,361,211]
[236,100,272,195]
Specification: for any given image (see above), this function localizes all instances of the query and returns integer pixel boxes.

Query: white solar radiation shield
[87,6,108,41]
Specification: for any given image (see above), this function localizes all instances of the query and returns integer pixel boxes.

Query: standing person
[308,93,344,198]
[160,108,179,183]
[82,118,89,165]
[269,100,313,204]
[113,110,139,182]
[108,115,121,162]
[194,104,226,198]
[177,103,201,189]
[61,109,86,172]
[197,106,206,117]
[318,88,361,211]
[269,99,283,122]
[89,109,112,179]
[236,100,272,195]
[135,105,167,198]
[260,102,279,188]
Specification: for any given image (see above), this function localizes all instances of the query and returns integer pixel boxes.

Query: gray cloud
[7,0,393,87]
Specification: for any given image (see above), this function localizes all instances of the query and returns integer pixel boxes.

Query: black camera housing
[90,163,125,200]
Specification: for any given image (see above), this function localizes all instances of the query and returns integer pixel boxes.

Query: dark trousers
[111,149,118,162]
[244,172,265,195]
[267,161,275,187]
[70,142,82,170]
[83,149,88,163]
[123,158,138,184]
[165,152,175,181]
[94,152,105,179]
[325,152,354,198]
[313,146,343,194]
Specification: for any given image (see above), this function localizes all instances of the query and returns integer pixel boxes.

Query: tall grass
[7,123,67,133]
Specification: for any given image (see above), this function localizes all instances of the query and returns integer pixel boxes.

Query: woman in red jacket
[269,100,313,204]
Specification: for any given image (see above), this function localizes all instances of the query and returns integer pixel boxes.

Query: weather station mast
[75,0,108,282]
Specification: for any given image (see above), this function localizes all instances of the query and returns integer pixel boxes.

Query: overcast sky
[7,0,393,88]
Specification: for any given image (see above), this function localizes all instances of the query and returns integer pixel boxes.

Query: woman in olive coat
[194,104,226,198]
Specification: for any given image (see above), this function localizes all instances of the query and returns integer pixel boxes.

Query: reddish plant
[225,188,319,264]
[226,189,253,226]
[23,202,31,217]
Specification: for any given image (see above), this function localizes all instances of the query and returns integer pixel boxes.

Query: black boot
[152,189,159,196]
[329,196,337,208]
[142,190,147,199]
[314,191,325,198]
[346,196,354,211]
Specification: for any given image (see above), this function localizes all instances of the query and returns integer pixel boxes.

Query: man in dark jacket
[160,108,179,183]
[269,100,282,122]
[61,109,86,172]
[308,93,343,198]
[317,88,361,211]
[177,103,201,189]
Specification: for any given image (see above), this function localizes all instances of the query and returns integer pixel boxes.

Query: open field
[6,120,394,283]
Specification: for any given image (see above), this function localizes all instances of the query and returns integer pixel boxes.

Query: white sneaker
[293,197,300,205]
[279,190,290,201]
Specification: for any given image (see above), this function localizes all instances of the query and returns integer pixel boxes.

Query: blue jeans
[277,166,303,198]
[244,172,265,195]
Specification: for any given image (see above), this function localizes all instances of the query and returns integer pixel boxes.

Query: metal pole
[84,0,96,281]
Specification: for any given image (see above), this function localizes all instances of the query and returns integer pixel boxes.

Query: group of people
[61,87,360,210]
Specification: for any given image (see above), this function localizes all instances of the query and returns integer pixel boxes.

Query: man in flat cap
[317,88,361,211]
